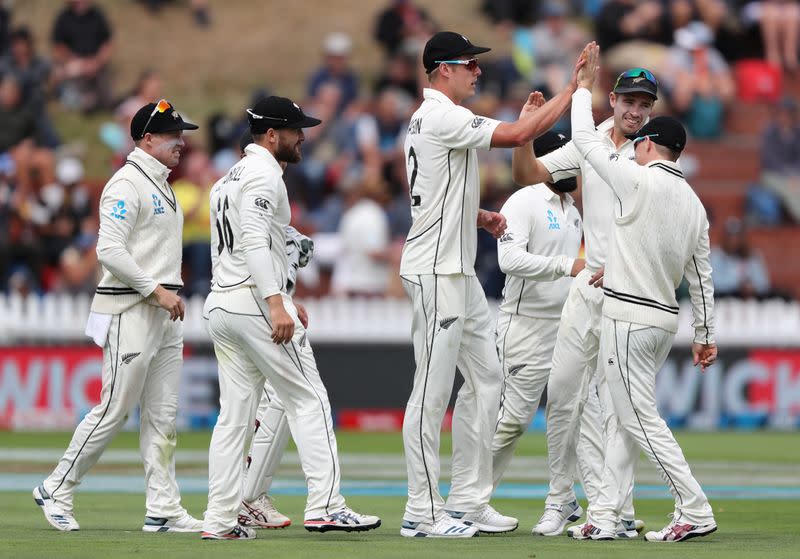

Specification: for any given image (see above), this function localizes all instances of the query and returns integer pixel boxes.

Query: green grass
[2,431,799,557]
[3,430,799,463]
[2,493,798,559]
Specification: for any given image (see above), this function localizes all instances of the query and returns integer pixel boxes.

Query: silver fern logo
[121,352,141,365]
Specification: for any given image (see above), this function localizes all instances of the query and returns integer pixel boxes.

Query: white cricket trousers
[203,291,345,536]
[401,274,502,523]
[589,317,715,529]
[43,302,186,519]
[545,268,635,518]
[241,382,290,502]
[491,312,608,498]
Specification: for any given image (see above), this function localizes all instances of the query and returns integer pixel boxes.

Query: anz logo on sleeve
[152,194,165,215]
[111,200,127,220]
[546,209,560,230]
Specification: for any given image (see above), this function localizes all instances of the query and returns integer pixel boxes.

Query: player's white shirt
[400,88,501,276]
[331,198,390,295]
[208,143,290,313]
[497,184,582,319]
[539,116,638,272]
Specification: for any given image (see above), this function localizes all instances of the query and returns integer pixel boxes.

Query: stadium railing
[0,294,798,347]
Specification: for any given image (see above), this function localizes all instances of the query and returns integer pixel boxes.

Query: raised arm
[490,45,589,148]
[570,43,641,204]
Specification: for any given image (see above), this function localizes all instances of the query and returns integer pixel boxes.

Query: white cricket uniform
[202,143,346,535]
[538,116,640,516]
[399,87,503,522]
[43,148,190,520]
[571,88,716,528]
[492,184,581,488]
[241,226,312,503]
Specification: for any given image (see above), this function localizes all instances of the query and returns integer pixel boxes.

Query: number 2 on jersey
[216,195,235,255]
[407,146,421,207]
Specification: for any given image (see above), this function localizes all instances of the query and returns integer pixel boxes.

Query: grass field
[2,430,798,558]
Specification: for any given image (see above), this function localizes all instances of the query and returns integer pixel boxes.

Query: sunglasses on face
[140,98,172,138]
[435,58,479,72]
[615,67,658,89]
[633,133,659,147]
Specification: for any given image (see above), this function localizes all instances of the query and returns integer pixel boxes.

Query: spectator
[374,0,435,56]
[137,0,211,27]
[374,52,419,99]
[662,21,735,138]
[101,69,163,165]
[594,0,673,74]
[0,27,60,148]
[330,170,391,296]
[51,0,113,112]
[741,0,800,71]
[759,97,800,222]
[307,32,359,115]
[711,217,772,298]
[0,74,56,201]
[481,0,539,30]
[528,1,590,96]
[172,151,215,296]
[56,215,99,294]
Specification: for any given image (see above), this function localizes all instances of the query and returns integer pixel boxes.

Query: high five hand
[576,42,600,91]
[518,91,546,119]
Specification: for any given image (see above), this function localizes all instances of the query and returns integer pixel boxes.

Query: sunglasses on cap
[246,108,289,123]
[435,58,479,72]
[614,67,658,89]
[633,133,659,146]
[140,99,172,138]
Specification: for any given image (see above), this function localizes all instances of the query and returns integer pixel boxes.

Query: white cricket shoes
[532,500,583,536]
[445,504,518,533]
[568,522,617,540]
[142,511,203,532]
[238,494,291,529]
[645,520,717,542]
[201,525,256,540]
[567,518,645,538]
[303,506,381,533]
[33,485,79,531]
[400,515,479,538]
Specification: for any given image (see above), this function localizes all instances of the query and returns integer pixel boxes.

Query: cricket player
[238,225,314,529]
[568,43,717,542]
[399,32,591,538]
[201,96,381,540]
[490,130,583,494]
[33,100,202,533]
[512,65,659,536]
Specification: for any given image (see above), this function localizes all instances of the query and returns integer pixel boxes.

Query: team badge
[152,194,165,215]
[111,200,127,220]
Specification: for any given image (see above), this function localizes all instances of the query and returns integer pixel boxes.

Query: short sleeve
[434,106,501,150]
[539,141,583,182]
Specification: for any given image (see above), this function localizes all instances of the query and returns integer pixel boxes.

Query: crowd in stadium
[0,0,798,300]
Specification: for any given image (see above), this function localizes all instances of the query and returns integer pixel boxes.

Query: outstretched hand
[576,42,600,91]
[518,91,546,119]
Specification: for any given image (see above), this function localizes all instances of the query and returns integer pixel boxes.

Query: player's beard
[275,134,302,164]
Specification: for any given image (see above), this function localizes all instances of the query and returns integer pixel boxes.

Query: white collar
[244,143,285,174]
[128,147,170,184]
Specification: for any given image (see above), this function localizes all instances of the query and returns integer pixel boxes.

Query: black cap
[533,130,570,156]
[613,68,658,100]
[625,116,687,152]
[247,96,321,133]
[422,31,491,74]
[130,99,199,140]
